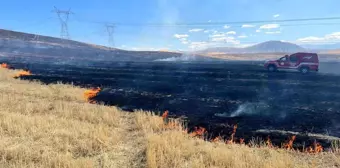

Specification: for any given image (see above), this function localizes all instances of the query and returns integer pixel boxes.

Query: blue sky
[1,0,340,51]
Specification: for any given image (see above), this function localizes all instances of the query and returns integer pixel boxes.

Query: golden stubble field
[1,67,340,168]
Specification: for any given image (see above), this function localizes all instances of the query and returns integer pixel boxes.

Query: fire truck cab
[264,52,319,74]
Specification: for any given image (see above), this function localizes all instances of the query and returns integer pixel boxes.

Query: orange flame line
[84,87,101,103]
[162,110,169,119]
[211,136,222,143]
[158,114,324,154]
[1,63,10,69]
[306,141,323,154]
[283,135,296,150]
[266,136,273,148]
[13,70,32,78]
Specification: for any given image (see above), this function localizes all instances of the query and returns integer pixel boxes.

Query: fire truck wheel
[267,65,277,72]
[300,67,310,74]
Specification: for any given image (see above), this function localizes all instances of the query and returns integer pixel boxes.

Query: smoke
[230,102,269,117]
[154,53,197,62]
[214,102,270,118]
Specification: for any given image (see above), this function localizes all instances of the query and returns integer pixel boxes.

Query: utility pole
[52,6,73,39]
[105,24,115,49]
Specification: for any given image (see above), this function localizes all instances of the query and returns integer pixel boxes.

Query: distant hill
[245,41,306,53]
[0,29,188,65]
[301,43,340,50]
[200,41,306,54]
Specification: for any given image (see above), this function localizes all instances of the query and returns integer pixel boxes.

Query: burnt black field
[7,60,340,148]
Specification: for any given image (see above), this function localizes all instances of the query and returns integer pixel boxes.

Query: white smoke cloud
[214,102,270,118]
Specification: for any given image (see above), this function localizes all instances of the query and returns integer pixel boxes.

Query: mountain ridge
[199,41,308,54]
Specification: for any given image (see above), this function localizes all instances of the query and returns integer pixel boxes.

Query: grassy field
[1,68,340,168]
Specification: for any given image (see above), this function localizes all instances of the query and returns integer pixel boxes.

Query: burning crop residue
[162,111,325,154]
[13,69,32,78]
[266,136,273,148]
[84,87,101,104]
[1,63,10,69]
[306,141,323,154]
[283,135,296,150]
[189,127,207,138]
[226,124,238,144]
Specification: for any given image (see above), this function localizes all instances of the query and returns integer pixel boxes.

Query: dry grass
[0,68,145,168]
[135,111,340,168]
[2,67,340,168]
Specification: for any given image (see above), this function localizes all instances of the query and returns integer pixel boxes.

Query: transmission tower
[52,6,73,39]
[105,24,115,48]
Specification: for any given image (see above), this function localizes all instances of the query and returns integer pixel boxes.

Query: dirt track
[9,61,340,148]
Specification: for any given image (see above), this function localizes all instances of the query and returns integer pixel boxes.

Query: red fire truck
[264,52,319,74]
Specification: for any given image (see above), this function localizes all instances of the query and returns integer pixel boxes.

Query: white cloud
[259,24,280,29]
[226,31,236,35]
[223,25,231,29]
[296,37,324,43]
[174,34,189,39]
[189,41,211,49]
[265,31,281,34]
[204,29,215,33]
[210,33,226,37]
[189,28,204,32]
[211,36,240,45]
[256,29,261,33]
[273,14,280,18]
[325,32,340,39]
[242,24,256,28]
[296,32,340,44]
[238,35,248,38]
[178,37,189,44]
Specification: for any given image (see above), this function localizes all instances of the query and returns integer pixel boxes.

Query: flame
[13,70,32,78]
[212,136,222,143]
[283,135,296,150]
[189,126,206,138]
[1,63,10,69]
[306,141,323,154]
[162,110,169,119]
[239,138,245,144]
[84,87,101,103]
[266,136,273,148]
[226,124,238,144]
[156,112,326,153]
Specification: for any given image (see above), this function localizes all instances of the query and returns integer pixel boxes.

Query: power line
[71,16,340,27]
[52,6,73,39]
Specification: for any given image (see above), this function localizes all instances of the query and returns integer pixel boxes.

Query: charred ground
[7,61,340,149]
